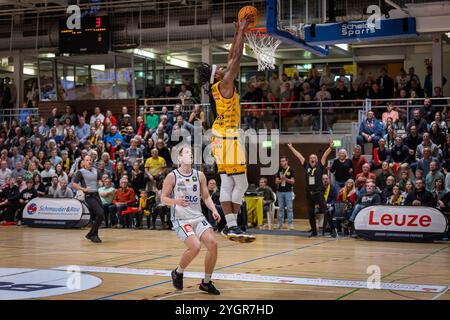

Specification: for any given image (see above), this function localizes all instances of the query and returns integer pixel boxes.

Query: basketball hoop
[245,27,282,71]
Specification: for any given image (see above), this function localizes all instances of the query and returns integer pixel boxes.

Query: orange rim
[246,27,267,35]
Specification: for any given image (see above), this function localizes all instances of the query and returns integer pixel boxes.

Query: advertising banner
[354,205,448,242]
[304,17,417,45]
[23,197,90,228]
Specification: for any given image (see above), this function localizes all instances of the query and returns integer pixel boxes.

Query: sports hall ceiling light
[335,43,349,51]
[133,48,156,59]
[167,57,189,69]
[91,65,105,71]
[38,53,56,58]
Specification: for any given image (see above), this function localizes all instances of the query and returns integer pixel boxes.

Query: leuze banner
[304,17,417,45]
[354,205,449,242]
[23,197,90,228]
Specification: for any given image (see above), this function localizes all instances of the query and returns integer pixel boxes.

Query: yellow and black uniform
[210,81,246,175]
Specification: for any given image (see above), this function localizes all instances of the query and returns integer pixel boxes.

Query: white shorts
[172,216,212,242]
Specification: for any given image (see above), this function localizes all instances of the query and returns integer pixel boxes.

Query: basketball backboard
[265,0,329,57]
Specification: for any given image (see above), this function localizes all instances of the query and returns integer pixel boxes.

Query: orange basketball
[238,6,259,29]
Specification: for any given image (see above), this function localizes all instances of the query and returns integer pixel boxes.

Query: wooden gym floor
[0,220,449,300]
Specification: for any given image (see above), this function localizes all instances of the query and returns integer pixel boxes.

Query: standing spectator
[377,67,394,99]
[357,110,384,154]
[287,140,336,237]
[329,149,353,188]
[424,65,447,98]
[274,156,295,230]
[18,179,38,225]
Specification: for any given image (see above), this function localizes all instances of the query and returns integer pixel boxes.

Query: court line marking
[54,265,446,294]
[114,255,172,267]
[336,244,450,300]
[156,287,339,300]
[431,285,450,300]
[83,239,336,299]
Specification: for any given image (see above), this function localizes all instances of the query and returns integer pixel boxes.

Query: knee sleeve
[231,174,248,204]
[219,173,234,202]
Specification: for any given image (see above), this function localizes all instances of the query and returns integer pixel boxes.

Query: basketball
[238,5,259,28]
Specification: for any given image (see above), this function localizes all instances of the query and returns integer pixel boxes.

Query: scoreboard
[59,16,110,54]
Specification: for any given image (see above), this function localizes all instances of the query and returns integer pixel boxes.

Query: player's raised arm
[221,16,251,93]
[287,142,305,166]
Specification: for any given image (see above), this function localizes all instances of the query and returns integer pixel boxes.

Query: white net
[245,29,282,71]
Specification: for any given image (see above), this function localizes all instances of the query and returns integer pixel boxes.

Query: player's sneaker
[228,226,256,243]
[171,269,183,290]
[199,281,220,295]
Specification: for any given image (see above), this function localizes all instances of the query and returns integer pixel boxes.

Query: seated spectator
[391,136,410,166]
[420,98,436,123]
[425,160,444,192]
[189,104,206,129]
[74,116,90,143]
[351,145,368,178]
[398,170,410,191]
[429,122,445,149]
[54,178,73,198]
[255,177,275,227]
[372,138,391,170]
[98,177,116,228]
[103,110,117,133]
[347,181,381,226]
[47,176,60,197]
[407,108,428,134]
[337,179,357,220]
[89,107,105,126]
[356,163,376,182]
[112,178,136,228]
[18,179,38,222]
[135,116,150,141]
[0,160,11,186]
[416,147,436,177]
[330,149,353,188]
[357,110,384,154]
[322,173,338,211]
[432,177,446,201]
[125,138,144,170]
[155,139,172,168]
[403,180,415,196]
[404,126,422,163]
[404,179,436,207]
[383,125,396,150]
[382,102,399,125]
[11,160,26,179]
[387,184,404,206]
[144,148,167,186]
[381,175,396,203]
[151,125,170,147]
[431,111,447,135]
[416,132,441,161]
[130,162,146,196]
[171,115,194,144]
[375,161,394,189]
[40,160,56,187]
[178,84,192,99]
[104,126,124,148]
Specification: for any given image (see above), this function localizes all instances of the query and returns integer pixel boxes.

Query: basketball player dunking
[161,146,222,295]
[198,14,255,243]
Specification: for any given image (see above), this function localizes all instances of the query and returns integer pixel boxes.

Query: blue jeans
[349,204,364,222]
[277,191,294,226]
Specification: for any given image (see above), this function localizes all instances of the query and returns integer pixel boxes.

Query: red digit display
[96,17,101,28]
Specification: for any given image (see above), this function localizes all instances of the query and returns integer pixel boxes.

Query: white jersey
[171,168,203,221]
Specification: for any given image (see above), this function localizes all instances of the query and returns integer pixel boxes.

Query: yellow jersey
[211,81,240,138]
